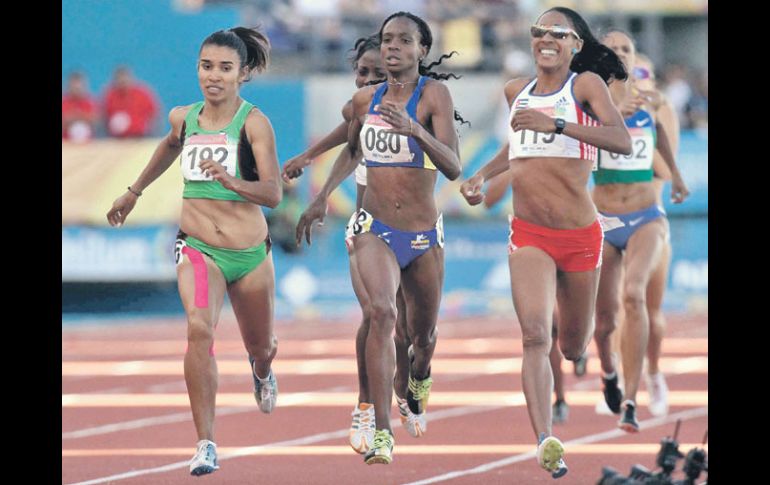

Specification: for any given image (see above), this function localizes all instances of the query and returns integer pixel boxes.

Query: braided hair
[378,12,469,127]
[348,34,386,87]
[349,34,380,68]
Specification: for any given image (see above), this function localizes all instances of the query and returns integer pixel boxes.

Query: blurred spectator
[103,65,160,138]
[494,47,532,142]
[62,71,99,143]
[662,63,692,127]
[685,71,708,130]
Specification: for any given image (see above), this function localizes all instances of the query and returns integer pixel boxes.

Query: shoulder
[503,77,533,101]
[169,105,194,126]
[573,71,607,90]
[572,71,612,103]
[342,99,354,122]
[422,78,450,95]
[244,107,274,134]
[421,79,453,108]
[351,84,378,103]
[351,84,378,113]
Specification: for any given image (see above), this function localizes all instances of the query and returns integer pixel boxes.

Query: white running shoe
[537,434,568,478]
[349,402,375,454]
[189,439,220,476]
[397,396,427,437]
[249,356,278,414]
[645,372,669,417]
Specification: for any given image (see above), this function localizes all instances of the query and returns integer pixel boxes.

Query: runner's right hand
[295,195,328,246]
[460,174,485,206]
[106,191,139,227]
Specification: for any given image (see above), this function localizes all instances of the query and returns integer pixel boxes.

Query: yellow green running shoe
[406,346,433,415]
[364,429,394,465]
[537,433,568,478]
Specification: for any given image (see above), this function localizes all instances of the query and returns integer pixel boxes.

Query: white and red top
[508,71,599,163]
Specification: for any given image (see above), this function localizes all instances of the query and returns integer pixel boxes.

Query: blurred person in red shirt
[62,71,99,142]
[103,65,160,137]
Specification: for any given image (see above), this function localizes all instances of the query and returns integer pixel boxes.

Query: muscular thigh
[624,218,667,289]
[596,243,623,315]
[353,233,400,305]
[227,254,275,339]
[176,252,227,328]
[400,245,444,333]
[508,246,557,331]
[556,267,600,338]
[646,234,671,310]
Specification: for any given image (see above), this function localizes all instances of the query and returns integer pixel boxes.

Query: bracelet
[127,186,142,197]
[409,118,413,136]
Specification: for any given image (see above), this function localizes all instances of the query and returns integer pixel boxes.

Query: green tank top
[594,108,656,185]
[181,100,256,201]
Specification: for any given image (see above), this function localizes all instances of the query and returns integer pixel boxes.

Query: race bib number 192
[181,133,237,181]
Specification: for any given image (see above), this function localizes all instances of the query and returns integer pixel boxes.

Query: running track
[62,313,707,484]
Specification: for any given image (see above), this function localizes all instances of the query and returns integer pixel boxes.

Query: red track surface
[62,313,708,484]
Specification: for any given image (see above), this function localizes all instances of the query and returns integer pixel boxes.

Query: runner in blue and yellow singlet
[345,11,467,465]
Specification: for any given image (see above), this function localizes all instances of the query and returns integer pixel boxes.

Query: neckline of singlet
[526,71,576,97]
[193,100,247,134]
[372,76,426,116]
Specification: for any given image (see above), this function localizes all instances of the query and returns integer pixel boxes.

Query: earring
[571,48,578,55]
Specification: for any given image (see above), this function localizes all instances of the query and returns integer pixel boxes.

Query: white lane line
[62,385,350,439]
[64,404,507,484]
[399,406,708,485]
[64,407,235,440]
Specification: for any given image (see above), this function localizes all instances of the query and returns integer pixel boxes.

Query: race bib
[510,107,573,159]
[181,134,238,181]
[346,209,374,237]
[361,114,413,165]
[599,129,654,171]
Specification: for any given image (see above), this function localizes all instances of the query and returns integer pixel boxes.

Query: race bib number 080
[360,115,412,165]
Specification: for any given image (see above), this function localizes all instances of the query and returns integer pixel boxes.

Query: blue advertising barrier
[62,215,707,319]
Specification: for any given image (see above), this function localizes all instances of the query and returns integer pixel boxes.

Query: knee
[393,319,409,344]
[187,316,214,345]
[648,310,666,334]
[557,325,588,360]
[521,323,551,352]
[369,300,397,334]
[411,324,438,350]
[559,341,586,361]
[594,309,617,339]
[247,334,278,363]
[359,303,373,328]
[623,284,646,312]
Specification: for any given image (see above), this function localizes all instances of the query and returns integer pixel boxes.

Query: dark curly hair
[379,12,469,127]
